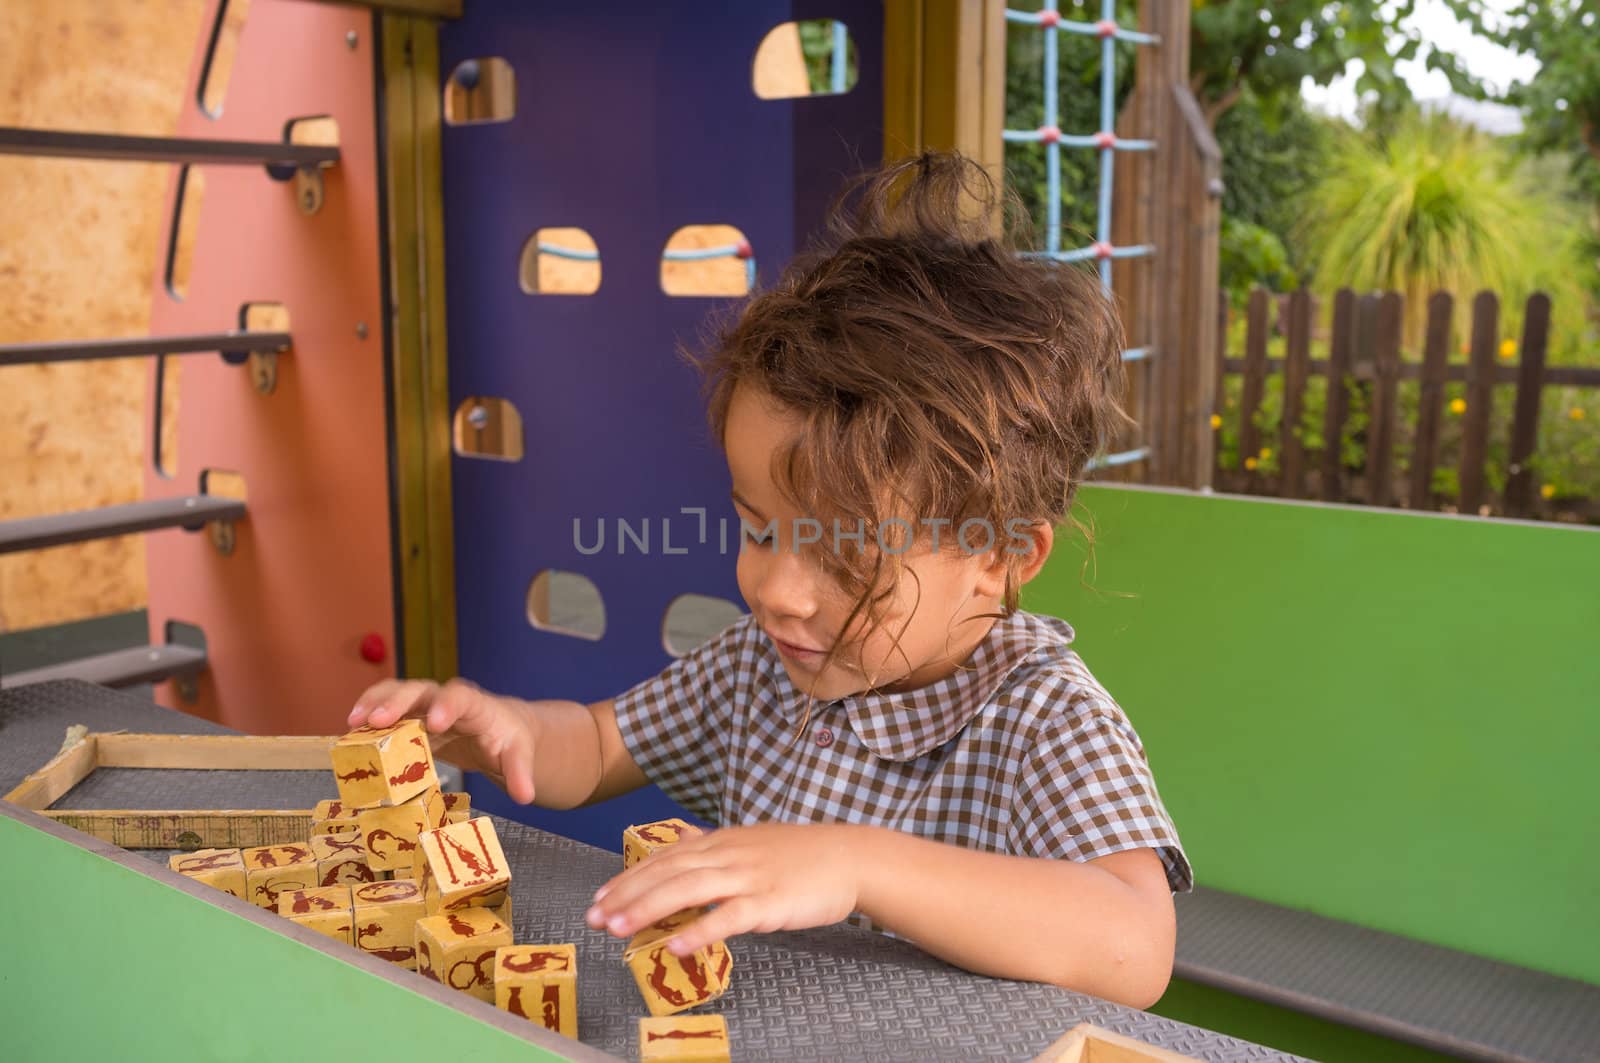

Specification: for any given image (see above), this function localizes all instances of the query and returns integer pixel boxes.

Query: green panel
[1151,979,1458,1063]
[1024,486,1600,985]
[0,815,577,1062]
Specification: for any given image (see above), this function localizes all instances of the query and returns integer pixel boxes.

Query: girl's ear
[974,521,1054,598]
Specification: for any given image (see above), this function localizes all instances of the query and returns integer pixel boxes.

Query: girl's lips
[769,633,826,662]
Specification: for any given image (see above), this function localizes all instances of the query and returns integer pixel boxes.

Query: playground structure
[2,2,1596,1061]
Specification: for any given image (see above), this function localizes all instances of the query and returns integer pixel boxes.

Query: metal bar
[1122,346,1153,362]
[1044,0,1060,255]
[1003,9,1159,44]
[300,0,462,16]
[0,644,208,690]
[1087,447,1151,471]
[0,127,339,168]
[831,20,849,94]
[0,496,246,555]
[1002,129,1155,150]
[1096,0,1116,289]
[0,331,290,367]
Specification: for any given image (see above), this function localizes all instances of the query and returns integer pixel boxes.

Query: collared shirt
[612,608,1193,928]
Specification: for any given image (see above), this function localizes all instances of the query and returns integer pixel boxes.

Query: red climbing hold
[1094,130,1116,150]
[1096,19,1118,38]
[1092,242,1115,261]
[734,239,754,260]
[1039,126,1062,144]
[1038,10,1060,27]
[359,633,387,664]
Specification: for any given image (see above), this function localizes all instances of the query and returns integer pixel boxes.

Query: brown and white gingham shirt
[613,609,1192,926]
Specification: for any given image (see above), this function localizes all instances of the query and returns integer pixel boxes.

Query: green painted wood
[0,814,580,1061]
[1025,486,1600,986]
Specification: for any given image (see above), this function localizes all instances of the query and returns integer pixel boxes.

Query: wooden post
[1236,289,1270,489]
[1279,290,1314,498]
[1459,292,1500,514]
[1504,293,1552,517]
[1320,289,1356,503]
[1409,292,1454,511]
[1365,292,1404,507]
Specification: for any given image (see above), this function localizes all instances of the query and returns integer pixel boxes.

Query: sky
[1299,0,1541,131]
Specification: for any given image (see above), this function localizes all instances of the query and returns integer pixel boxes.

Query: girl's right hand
[346,678,538,804]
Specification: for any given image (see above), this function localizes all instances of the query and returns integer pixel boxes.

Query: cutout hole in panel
[527,570,606,641]
[660,225,754,297]
[452,397,524,461]
[753,20,857,99]
[444,57,516,125]
[200,468,247,502]
[240,302,290,333]
[165,165,206,301]
[285,114,340,147]
[662,594,745,657]
[520,227,601,295]
[198,0,251,118]
[153,355,181,480]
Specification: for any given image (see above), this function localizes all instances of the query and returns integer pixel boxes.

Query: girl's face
[724,385,1023,701]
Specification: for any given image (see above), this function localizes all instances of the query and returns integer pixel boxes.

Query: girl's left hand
[585,822,864,955]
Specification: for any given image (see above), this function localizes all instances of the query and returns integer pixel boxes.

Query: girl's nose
[754,547,820,620]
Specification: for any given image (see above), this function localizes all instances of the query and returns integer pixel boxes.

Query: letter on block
[639,1015,731,1062]
[494,944,577,1038]
[242,844,319,910]
[169,848,246,898]
[624,907,732,1016]
[310,832,376,886]
[330,719,438,808]
[351,879,426,968]
[277,886,354,944]
[359,786,445,874]
[418,817,510,911]
[443,791,471,824]
[310,798,360,835]
[414,908,512,1002]
[623,818,703,869]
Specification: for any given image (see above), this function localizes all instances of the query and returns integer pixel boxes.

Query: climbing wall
[438,1,884,847]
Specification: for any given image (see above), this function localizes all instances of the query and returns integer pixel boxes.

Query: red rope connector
[734,239,754,260]
[1039,125,1062,144]
[1093,130,1117,150]
[1096,19,1118,38]
[1092,241,1115,260]
[1038,10,1061,27]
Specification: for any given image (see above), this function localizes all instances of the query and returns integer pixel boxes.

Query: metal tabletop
[0,681,1305,1062]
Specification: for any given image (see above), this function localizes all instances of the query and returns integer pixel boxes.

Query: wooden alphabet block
[418,817,510,911]
[624,907,732,1016]
[443,791,471,824]
[241,843,319,909]
[414,907,512,1002]
[358,786,445,873]
[277,886,354,945]
[638,1014,731,1062]
[494,943,577,1038]
[330,720,438,808]
[169,848,246,898]
[623,818,702,869]
[310,832,377,886]
[351,879,427,968]
[310,798,360,835]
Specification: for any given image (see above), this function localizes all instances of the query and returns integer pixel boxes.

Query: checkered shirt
[612,609,1192,930]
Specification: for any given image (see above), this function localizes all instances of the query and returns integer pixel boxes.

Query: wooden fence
[1212,287,1600,520]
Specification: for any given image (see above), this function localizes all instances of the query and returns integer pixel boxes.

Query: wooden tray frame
[1032,1023,1203,1062]
[2,731,337,849]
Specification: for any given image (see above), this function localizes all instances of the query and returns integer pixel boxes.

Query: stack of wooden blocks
[168,720,733,1061]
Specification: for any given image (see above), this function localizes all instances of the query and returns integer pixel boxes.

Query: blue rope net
[1006,0,1159,470]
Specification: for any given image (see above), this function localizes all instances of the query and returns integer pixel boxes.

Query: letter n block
[494,943,577,1038]
[330,719,438,808]
[418,817,510,911]
[639,1014,731,1062]
[310,832,377,886]
[359,786,445,874]
[277,886,354,945]
[242,844,319,910]
[624,907,733,1016]
[169,848,246,898]
[414,908,512,1002]
[351,879,426,968]
[623,818,702,869]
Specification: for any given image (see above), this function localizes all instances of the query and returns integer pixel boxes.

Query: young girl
[349,152,1191,1010]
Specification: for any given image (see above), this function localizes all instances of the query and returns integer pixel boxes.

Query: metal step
[0,126,339,169]
[0,643,207,690]
[0,496,245,555]
[0,330,290,368]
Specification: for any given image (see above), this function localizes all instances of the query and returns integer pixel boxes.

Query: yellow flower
[1570,407,1586,421]
[1449,398,1466,415]
[1541,484,1556,500]
[1209,414,1222,430]
[1258,447,1273,460]
[1498,338,1516,359]
[1244,457,1259,471]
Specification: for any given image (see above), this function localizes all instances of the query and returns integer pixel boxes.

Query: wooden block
[442,792,470,814]
[414,907,512,1001]
[351,879,427,968]
[330,720,438,808]
[493,893,512,929]
[168,847,246,898]
[638,1014,731,1062]
[1031,1023,1204,1062]
[309,832,378,886]
[494,943,577,1038]
[358,786,445,873]
[310,798,360,835]
[624,908,732,1016]
[623,818,702,869]
[241,844,319,910]
[277,886,354,945]
[418,816,510,911]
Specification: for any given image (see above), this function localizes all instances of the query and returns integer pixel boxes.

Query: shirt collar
[767,609,1076,762]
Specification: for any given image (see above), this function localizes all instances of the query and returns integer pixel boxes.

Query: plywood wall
[0,0,206,632]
